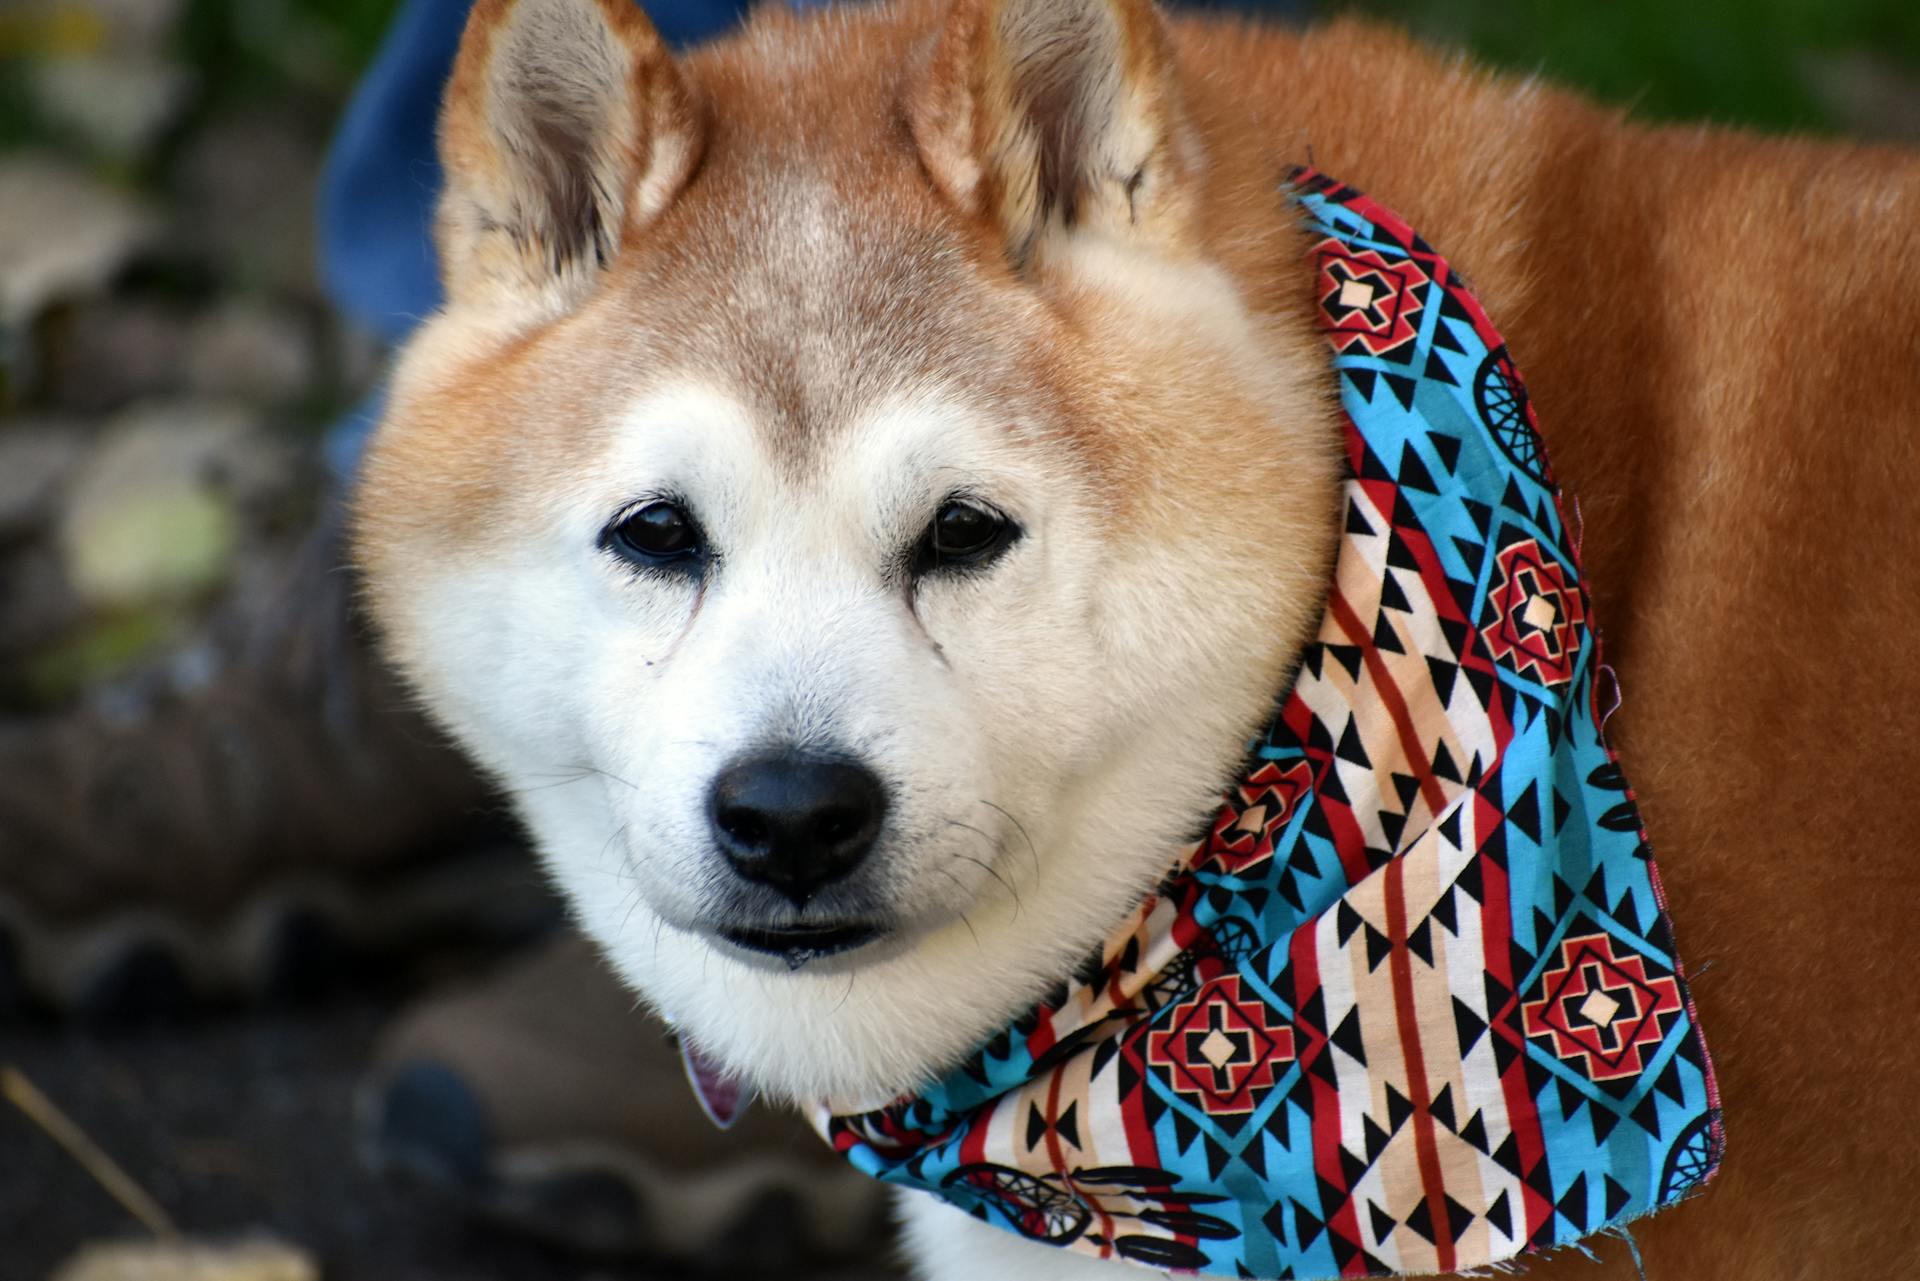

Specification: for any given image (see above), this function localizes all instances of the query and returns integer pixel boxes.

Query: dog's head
[354,0,1337,1102]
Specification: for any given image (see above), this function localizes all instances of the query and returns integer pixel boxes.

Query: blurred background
[1,1,1915,1280]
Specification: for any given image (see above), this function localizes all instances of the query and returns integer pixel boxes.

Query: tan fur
[355,2,1920,1276]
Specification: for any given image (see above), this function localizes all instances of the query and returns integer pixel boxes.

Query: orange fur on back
[1169,16,1920,1277]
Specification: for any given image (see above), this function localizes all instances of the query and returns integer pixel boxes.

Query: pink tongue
[678,1038,752,1130]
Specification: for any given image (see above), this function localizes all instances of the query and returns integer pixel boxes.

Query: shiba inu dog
[352,0,1920,1276]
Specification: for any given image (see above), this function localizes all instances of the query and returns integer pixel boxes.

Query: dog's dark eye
[605,500,704,571]
[914,499,1019,577]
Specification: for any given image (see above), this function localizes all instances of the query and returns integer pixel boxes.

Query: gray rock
[39,298,193,414]
[169,114,324,300]
[0,157,155,330]
[0,540,87,667]
[185,301,319,405]
[57,400,296,609]
[0,420,88,538]
[31,57,198,162]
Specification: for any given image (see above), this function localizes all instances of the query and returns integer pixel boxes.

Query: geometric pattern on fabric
[816,170,1723,1279]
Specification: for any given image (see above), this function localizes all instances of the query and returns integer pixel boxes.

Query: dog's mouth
[717,922,883,969]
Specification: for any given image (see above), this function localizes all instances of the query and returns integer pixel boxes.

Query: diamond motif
[1484,538,1586,686]
[1147,977,1295,1115]
[1522,933,1683,1081]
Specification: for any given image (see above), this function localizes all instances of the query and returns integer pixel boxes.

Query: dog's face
[355,0,1338,1102]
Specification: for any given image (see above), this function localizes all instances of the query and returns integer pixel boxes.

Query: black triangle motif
[1403,1196,1436,1245]
[1056,1101,1080,1148]
[1377,807,1408,849]
[1336,718,1372,767]
[1656,1059,1688,1105]
[1329,1006,1367,1065]
[1444,1194,1476,1244]
[1397,445,1439,493]
[1550,874,1575,919]
[1604,1175,1632,1220]
[1373,611,1406,655]
[1378,570,1414,613]
[1386,529,1422,570]
[1459,1109,1490,1154]
[1277,871,1306,914]
[1336,900,1365,945]
[1205,1135,1233,1181]
[1326,644,1364,682]
[1462,498,1494,536]
[1364,923,1393,973]
[1383,372,1417,411]
[1454,856,1484,903]
[1507,785,1542,843]
[1362,1113,1391,1162]
[1167,1106,1198,1160]
[1589,1101,1622,1145]
[1630,1090,1663,1139]
[1383,1083,1414,1133]
[1339,1145,1369,1189]
[1485,1188,1513,1238]
[1292,1198,1327,1249]
[1557,1077,1588,1124]
[1556,1171,1590,1231]
[1612,888,1645,936]
[1405,917,1434,966]
[1452,996,1489,1058]
[1242,1131,1268,1178]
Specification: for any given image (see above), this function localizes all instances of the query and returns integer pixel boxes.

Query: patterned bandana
[812,171,1723,1278]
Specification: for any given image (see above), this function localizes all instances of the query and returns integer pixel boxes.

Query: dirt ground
[0,994,900,1281]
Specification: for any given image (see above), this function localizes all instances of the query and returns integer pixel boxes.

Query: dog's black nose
[708,755,887,905]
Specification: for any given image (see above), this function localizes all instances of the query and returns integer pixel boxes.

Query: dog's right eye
[603,500,705,572]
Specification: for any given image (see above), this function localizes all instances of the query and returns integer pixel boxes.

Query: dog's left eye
[913,499,1019,577]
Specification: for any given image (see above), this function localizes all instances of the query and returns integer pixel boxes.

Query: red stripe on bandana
[1384,855,1455,1274]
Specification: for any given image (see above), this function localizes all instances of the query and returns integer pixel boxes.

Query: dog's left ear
[908,0,1200,265]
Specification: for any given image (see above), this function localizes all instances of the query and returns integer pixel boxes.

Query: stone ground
[0,10,899,1274]
[2,994,902,1281]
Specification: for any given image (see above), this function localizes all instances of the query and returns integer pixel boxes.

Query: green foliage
[1334,0,1920,131]
[175,0,405,108]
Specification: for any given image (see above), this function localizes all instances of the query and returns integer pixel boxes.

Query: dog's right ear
[436,0,701,317]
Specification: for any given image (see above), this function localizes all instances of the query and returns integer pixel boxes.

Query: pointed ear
[907,0,1200,265]
[436,0,702,314]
